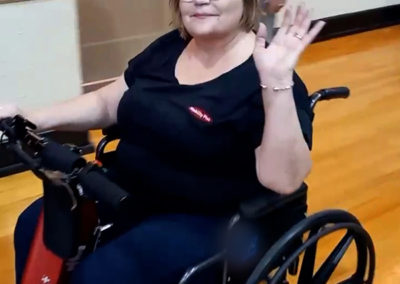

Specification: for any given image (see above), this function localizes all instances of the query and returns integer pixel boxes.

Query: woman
[2,0,325,283]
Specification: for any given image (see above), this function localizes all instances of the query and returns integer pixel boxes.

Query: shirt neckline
[171,38,255,88]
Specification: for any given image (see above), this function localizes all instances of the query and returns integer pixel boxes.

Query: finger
[293,4,304,28]
[302,21,326,47]
[288,3,306,35]
[274,6,292,40]
[282,6,293,33]
[255,22,268,49]
[297,9,312,36]
[298,6,310,29]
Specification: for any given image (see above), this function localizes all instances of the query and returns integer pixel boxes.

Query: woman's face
[180,0,244,39]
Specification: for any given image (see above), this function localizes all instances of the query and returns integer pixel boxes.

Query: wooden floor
[1,26,399,284]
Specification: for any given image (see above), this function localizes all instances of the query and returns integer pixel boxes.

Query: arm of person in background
[253,5,325,194]
[265,0,286,14]
[261,0,286,42]
[0,75,128,132]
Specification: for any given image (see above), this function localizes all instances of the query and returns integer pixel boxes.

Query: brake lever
[0,115,37,143]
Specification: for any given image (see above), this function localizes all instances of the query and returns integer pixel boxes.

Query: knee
[14,198,43,243]
[14,198,43,284]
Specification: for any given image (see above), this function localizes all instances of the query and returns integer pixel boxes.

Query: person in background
[261,0,287,42]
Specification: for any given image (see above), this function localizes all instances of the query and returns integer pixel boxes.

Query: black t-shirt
[113,29,313,215]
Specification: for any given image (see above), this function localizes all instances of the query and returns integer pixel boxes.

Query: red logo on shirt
[188,106,213,123]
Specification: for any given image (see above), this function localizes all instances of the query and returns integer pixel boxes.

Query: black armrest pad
[95,125,121,161]
[319,87,350,100]
[102,125,121,139]
[239,183,308,219]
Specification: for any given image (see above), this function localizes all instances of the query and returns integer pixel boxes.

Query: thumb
[255,22,268,49]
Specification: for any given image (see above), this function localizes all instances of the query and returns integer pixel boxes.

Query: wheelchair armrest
[102,124,121,138]
[95,125,121,161]
[309,87,350,110]
[239,183,308,219]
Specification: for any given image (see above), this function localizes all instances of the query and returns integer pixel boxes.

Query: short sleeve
[123,43,153,88]
[247,71,314,150]
[123,29,183,88]
[124,56,139,88]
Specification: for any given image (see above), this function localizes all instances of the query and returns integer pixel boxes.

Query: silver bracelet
[260,81,294,92]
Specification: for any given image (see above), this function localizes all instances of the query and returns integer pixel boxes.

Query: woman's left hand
[253,4,326,86]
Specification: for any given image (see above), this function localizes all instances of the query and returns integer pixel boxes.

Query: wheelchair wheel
[246,210,375,284]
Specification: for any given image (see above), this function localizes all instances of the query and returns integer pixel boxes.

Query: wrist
[259,73,293,86]
[261,85,294,108]
[260,81,294,92]
[259,75,294,92]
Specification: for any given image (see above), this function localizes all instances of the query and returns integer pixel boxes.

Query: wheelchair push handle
[310,87,350,110]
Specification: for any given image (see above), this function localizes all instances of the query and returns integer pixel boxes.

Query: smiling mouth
[192,14,218,18]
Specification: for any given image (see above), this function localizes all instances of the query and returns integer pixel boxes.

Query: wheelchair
[0,86,375,284]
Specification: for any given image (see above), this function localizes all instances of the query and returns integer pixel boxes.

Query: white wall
[0,0,82,110]
[304,0,400,19]
[276,0,400,24]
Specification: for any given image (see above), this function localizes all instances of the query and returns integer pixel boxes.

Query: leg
[14,198,43,284]
[71,213,228,284]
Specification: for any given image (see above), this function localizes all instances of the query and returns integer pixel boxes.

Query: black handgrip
[78,170,131,212]
[41,141,86,173]
[309,87,350,110]
[318,87,350,100]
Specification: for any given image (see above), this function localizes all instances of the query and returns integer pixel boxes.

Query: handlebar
[0,115,130,212]
[41,141,86,173]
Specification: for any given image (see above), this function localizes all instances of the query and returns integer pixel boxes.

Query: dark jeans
[15,198,305,283]
[14,199,229,284]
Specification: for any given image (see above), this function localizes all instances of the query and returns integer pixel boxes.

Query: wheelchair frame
[96,86,375,284]
[0,86,375,284]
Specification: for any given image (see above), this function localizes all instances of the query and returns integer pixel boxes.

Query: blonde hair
[169,0,261,40]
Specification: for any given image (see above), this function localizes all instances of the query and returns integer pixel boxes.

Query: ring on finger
[294,32,304,40]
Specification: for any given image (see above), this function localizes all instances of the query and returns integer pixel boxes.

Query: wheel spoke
[312,232,353,283]
[298,229,319,284]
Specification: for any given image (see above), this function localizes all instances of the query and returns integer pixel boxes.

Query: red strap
[22,210,65,284]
